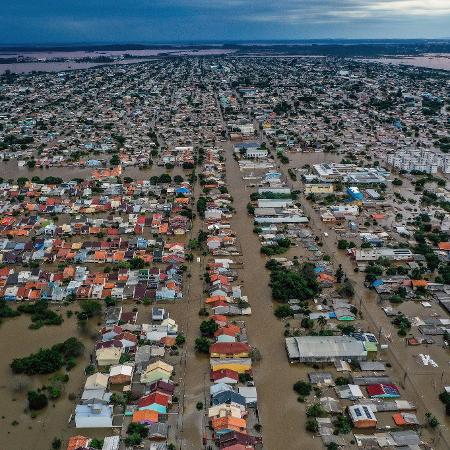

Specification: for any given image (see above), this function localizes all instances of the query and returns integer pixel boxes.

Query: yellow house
[96,347,122,366]
[210,350,250,358]
[140,360,173,384]
[210,358,252,374]
[304,184,334,194]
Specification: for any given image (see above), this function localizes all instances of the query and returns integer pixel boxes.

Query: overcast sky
[2,0,450,44]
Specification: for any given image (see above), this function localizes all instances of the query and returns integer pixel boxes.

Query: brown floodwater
[0,305,100,450]
[0,160,186,182]
[363,54,450,71]
[0,59,158,75]
[221,142,324,450]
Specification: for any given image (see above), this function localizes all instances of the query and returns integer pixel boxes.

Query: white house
[75,403,113,428]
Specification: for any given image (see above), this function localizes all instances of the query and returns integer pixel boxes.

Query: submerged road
[222,141,324,450]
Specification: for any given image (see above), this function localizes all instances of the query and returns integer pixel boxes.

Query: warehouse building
[285,336,367,363]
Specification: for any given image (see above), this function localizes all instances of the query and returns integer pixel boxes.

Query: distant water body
[364,54,450,71]
[0,49,234,74]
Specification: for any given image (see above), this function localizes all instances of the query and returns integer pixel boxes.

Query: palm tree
[318,315,327,330]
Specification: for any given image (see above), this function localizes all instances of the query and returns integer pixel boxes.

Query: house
[304,183,334,194]
[96,347,122,366]
[208,403,242,419]
[148,380,175,396]
[216,431,262,448]
[212,390,247,408]
[81,388,111,405]
[367,384,400,398]
[74,403,113,428]
[105,306,122,325]
[209,342,251,358]
[102,436,120,450]
[140,360,173,384]
[132,409,159,425]
[212,416,247,435]
[211,369,239,384]
[84,372,109,391]
[210,358,252,374]
[148,422,169,440]
[109,364,133,385]
[238,387,258,406]
[152,307,166,321]
[67,436,90,450]
[138,392,170,414]
[348,404,377,428]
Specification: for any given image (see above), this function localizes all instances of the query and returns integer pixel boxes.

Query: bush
[334,414,352,434]
[274,305,294,319]
[268,262,320,302]
[175,334,186,346]
[127,422,148,438]
[28,390,48,410]
[0,300,20,318]
[11,337,84,375]
[306,418,318,433]
[200,319,218,337]
[79,300,102,318]
[195,337,211,353]
[51,438,62,449]
[335,376,349,386]
[293,380,312,396]
[306,403,328,418]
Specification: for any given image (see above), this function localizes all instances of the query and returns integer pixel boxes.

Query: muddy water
[365,55,450,71]
[0,305,99,450]
[223,142,324,450]
[0,59,155,75]
[0,160,185,182]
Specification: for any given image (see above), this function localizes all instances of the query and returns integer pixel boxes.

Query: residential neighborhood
[0,54,449,450]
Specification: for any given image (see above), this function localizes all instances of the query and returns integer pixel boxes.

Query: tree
[293,380,312,396]
[306,403,328,418]
[109,154,120,166]
[200,319,218,337]
[175,334,186,346]
[335,264,344,283]
[334,414,352,434]
[159,173,172,184]
[317,315,327,330]
[274,305,294,319]
[11,337,84,375]
[337,240,349,250]
[79,300,102,318]
[89,439,103,449]
[306,418,318,433]
[127,422,148,438]
[338,280,355,297]
[129,257,145,270]
[28,390,48,410]
[51,438,62,449]
[195,337,211,353]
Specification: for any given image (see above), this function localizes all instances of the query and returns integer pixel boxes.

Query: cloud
[1,0,450,42]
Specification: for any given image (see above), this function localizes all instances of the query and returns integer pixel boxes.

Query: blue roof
[372,279,384,287]
[212,391,246,406]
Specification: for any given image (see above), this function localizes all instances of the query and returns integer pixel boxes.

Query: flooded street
[220,142,324,450]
